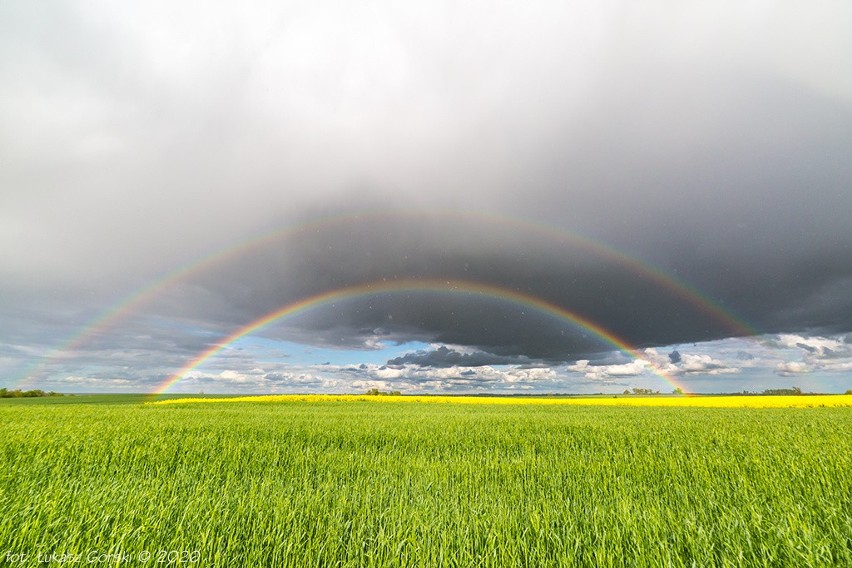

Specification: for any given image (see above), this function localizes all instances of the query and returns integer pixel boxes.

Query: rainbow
[14,208,757,389]
[154,278,682,395]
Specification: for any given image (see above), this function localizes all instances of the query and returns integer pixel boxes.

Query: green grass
[1,399,850,567]
[0,394,151,406]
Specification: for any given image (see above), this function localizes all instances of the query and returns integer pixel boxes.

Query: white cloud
[218,369,256,382]
[777,334,846,356]
[374,366,405,379]
[776,361,810,375]
[772,334,852,375]
[351,379,392,391]
[821,360,852,372]
[370,363,558,385]
[567,359,649,380]
[678,354,740,375]
[362,338,389,350]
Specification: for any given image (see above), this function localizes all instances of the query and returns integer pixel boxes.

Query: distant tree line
[735,387,813,396]
[0,388,62,398]
[622,388,662,395]
[760,387,802,396]
[619,386,834,396]
[364,388,402,396]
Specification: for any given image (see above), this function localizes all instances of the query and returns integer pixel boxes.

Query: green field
[1,397,850,567]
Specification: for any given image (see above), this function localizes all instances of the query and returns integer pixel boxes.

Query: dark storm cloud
[148,210,851,362]
[2,1,851,387]
[387,346,534,368]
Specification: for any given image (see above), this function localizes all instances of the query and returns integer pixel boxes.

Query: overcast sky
[2,1,851,394]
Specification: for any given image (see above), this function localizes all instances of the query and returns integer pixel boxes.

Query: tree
[762,386,804,396]
[364,388,401,396]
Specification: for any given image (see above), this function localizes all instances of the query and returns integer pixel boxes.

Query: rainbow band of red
[155,278,681,395]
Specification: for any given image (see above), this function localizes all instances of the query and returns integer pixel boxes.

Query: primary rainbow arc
[155,278,682,395]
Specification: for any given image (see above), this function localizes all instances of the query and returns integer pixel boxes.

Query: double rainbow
[14,208,754,390]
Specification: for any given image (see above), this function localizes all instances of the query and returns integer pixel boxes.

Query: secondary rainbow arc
[155,278,682,395]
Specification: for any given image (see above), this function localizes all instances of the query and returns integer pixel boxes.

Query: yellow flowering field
[152,393,852,408]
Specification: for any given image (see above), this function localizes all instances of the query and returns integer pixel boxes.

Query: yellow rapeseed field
[152,393,852,408]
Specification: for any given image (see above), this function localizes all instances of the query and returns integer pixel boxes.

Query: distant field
[153,393,852,408]
[1,397,850,567]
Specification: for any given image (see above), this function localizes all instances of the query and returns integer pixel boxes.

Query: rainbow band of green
[15,208,754,389]
[155,278,681,395]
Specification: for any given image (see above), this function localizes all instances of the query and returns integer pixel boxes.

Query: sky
[2,1,851,395]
